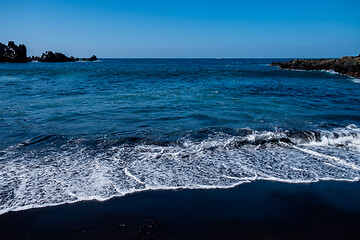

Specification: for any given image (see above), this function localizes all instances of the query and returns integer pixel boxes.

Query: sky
[1,0,360,58]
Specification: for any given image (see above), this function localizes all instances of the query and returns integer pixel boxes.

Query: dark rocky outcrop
[1,40,98,63]
[89,55,98,61]
[81,55,98,61]
[271,55,360,78]
[0,41,27,63]
[28,52,97,62]
[30,51,77,62]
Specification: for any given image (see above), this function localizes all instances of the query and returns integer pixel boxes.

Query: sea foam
[0,125,360,215]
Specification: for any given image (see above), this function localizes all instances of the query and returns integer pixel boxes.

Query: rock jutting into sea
[28,51,78,62]
[0,41,27,63]
[82,55,98,61]
[270,55,360,78]
[28,51,97,62]
[0,41,97,63]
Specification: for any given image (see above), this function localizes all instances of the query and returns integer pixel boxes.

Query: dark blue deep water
[1,59,360,214]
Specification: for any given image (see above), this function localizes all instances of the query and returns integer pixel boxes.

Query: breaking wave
[1,125,360,215]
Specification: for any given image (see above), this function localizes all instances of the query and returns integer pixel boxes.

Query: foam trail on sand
[293,146,360,171]
[124,168,146,185]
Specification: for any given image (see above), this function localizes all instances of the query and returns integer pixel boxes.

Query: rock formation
[81,55,98,61]
[28,52,97,62]
[29,51,77,62]
[271,55,360,78]
[0,41,27,63]
[0,40,98,63]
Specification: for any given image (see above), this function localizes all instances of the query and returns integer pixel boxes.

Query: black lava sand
[1,180,360,240]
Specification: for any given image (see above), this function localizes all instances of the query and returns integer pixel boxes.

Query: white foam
[301,125,360,150]
[124,168,146,185]
[320,69,340,75]
[0,126,359,215]
[279,68,359,81]
[292,146,360,171]
[351,78,360,84]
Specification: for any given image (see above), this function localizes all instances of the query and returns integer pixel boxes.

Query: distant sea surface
[0,59,359,214]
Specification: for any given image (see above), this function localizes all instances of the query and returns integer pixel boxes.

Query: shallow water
[0,59,359,214]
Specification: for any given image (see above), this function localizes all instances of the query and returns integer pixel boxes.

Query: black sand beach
[2,1,360,240]
[1,180,360,240]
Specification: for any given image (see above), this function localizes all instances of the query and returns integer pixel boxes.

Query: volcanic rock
[271,55,360,78]
[34,51,77,62]
[0,41,27,63]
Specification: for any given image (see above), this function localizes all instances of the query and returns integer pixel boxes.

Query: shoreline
[1,176,359,217]
[277,67,358,78]
[1,180,360,240]
[272,66,360,80]
[271,56,360,78]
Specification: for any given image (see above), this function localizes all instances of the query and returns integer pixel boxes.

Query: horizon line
[79,57,343,59]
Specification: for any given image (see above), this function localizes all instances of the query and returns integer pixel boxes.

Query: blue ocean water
[1,59,360,214]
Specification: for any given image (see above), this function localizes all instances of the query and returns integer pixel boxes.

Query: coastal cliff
[0,41,27,63]
[271,55,360,78]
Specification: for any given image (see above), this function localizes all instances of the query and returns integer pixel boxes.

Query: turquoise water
[1,59,360,214]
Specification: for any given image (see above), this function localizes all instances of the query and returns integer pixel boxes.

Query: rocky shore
[0,41,97,63]
[271,55,360,78]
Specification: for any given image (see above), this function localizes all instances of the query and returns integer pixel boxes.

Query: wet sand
[1,180,360,240]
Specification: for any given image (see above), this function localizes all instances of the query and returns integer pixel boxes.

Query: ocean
[0,59,359,215]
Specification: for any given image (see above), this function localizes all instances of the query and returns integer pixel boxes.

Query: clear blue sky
[1,0,360,58]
